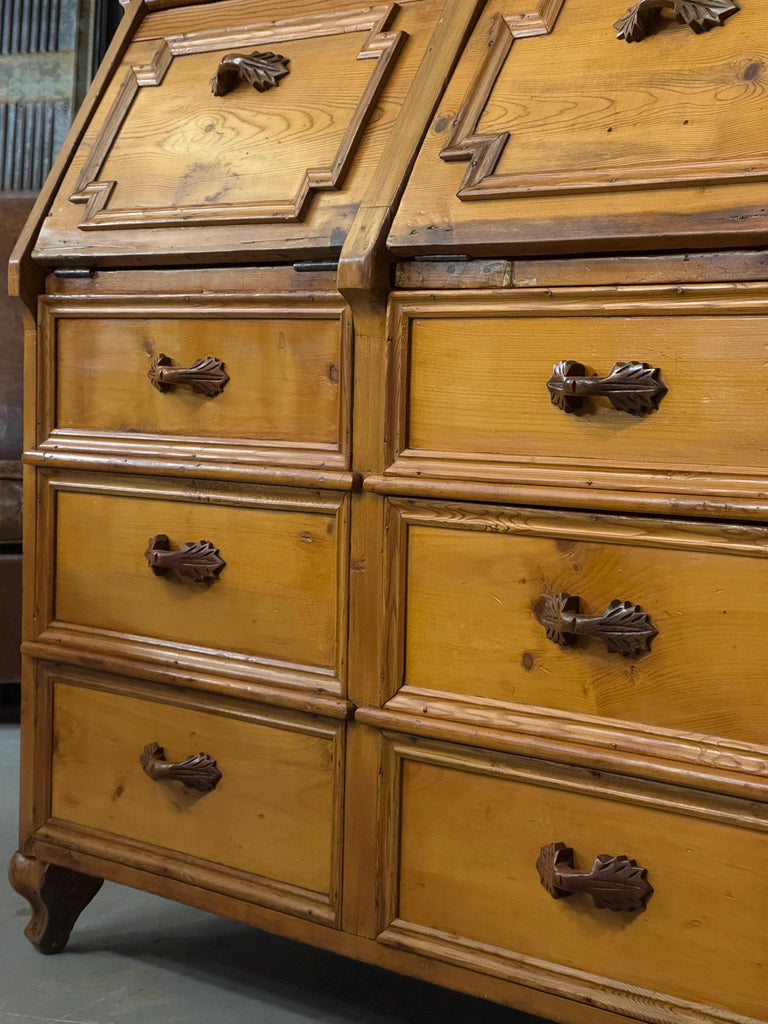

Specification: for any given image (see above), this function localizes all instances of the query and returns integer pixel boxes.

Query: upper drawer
[32,0,447,265]
[36,294,351,480]
[389,0,768,256]
[385,286,768,506]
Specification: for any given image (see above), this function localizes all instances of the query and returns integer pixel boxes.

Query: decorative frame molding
[440,3,768,201]
[69,6,407,230]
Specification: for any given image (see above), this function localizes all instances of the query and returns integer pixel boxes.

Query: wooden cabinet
[9,2,768,1024]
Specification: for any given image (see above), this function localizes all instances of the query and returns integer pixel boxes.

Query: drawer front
[388,290,768,493]
[39,474,347,692]
[379,733,767,1023]
[49,677,343,921]
[387,498,768,747]
[389,0,768,255]
[40,297,351,471]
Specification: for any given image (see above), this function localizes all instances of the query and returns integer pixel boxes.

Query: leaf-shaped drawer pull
[211,50,290,96]
[533,592,657,657]
[144,534,226,584]
[547,360,666,415]
[148,354,229,397]
[537,842,653,912]
[140,742,222,794]
[615,1,739,43]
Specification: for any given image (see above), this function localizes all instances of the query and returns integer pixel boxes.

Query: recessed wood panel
[388,288,768,499]
[391,498,768,746]
[32,0,449,263]
[51,681,341,901]
[384,736,768,1023]
[389,0,768,255]
[41,298,351,471]
[42,475,347,690]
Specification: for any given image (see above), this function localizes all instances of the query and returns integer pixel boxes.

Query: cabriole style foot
[8,851,103,954]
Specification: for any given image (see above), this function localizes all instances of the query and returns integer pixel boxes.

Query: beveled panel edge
[357,704,768,806]
[368,464,768,522]
[388,496,768,558]
[27,446,356,491]
[384,688,768,795]
[377,921,762,1024]
[25,627,348,707]
[35,819,339,926]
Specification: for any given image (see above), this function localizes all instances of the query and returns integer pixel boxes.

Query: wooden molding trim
[439,5,768,202]
[68,6,407,230]
[378,920,762,1024]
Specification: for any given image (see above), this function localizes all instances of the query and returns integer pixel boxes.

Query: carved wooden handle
[144,534,226,584]
[211,50,290,95]
[148,354,229,397]
[547,360,666,415]
[615,0,739,42]
[537,842,653,911]
[533,592,657,657]
[140,742,222,793]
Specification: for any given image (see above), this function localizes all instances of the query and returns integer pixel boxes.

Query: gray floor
[0,724,547,1024]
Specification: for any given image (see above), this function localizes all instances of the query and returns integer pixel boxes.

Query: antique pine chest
[9,2,768,1022]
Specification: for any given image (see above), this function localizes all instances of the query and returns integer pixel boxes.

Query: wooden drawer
[386,288,768,501]
[378,732,768,1024]
[31,0,448,264]
[37,295,351,476]
[389,0,768,256]
[44,672,343,924]
[34,473,348,695]
[385,497,768,754]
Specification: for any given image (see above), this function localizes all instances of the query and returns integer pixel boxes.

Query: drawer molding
[367,694,768,800]
[378,920,762,1024]
[36,819,339,927]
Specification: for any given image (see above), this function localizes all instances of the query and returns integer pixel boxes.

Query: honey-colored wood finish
[384,497,768,745]
[49,677,343,921]
[386,287,768,505]
[38,295,352,475]
[32,0,454,266]
[390,0,768,256]
[12,1,768,1022]
[378,732,768,1024]
[34,473,348,695]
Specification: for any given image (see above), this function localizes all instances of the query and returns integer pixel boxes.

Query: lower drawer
[377,732,767,1023]
[45,672,344,924]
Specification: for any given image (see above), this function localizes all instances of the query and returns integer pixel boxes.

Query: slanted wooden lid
[30,0,448,267]
[389,0,768,257]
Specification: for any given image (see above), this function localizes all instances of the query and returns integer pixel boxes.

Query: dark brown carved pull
[211,50,290,96]
[547,360,666,415]
[148,354,229,397]
[140,742,222,793]
[144,534,226,584]
[537,842,653,912]
[615,0,739,42]
[533,592,657,657]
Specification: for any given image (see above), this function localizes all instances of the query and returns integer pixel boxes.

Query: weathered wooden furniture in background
[9,2,768,1023]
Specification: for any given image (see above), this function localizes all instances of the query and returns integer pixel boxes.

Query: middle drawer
[384,497,768,752]
[33,472,348,695]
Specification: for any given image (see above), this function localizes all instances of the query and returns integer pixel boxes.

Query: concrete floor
[0,724,548,1024]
